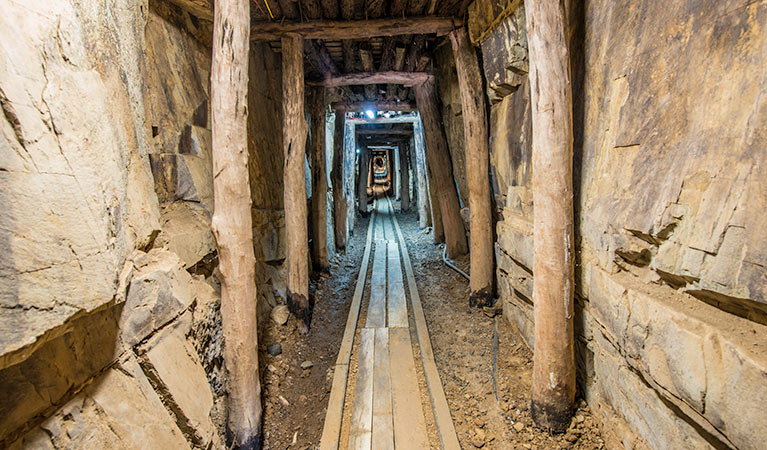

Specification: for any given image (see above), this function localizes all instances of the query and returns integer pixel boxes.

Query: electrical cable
[442,244,470,281]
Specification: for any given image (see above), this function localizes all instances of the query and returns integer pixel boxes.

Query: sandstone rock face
[8,356,190,449]
[0,1,230,446]
[156,202,216,269]
[435,43,468,208]
[0,0,154,371]
[466,0,767,448]
[120,249,195,348]
[139,313,219,447]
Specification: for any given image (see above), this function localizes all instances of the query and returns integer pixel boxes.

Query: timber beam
[355,128,414,136]
[332,101,414,112]
[250,16,460,40]
[307,71,433,87]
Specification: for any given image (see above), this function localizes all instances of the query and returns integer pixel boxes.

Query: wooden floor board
[349,328,375,450]
[389,328,430,450]
[366,242,387,328]
[387,241,408,328]
[372,328,394,450]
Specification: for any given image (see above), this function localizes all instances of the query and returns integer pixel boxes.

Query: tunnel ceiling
[155,0,469,105]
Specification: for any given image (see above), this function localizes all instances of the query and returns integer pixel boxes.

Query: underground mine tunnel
[1,0,766,449]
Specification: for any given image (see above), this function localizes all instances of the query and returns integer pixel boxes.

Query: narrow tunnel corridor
[1,0,766,449]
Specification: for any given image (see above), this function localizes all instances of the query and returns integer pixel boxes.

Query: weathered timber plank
[332,101,413,112]
[372,328,394,450]
[387,241,408,328]
[366,239,387,328]
[387,197,460,450]
[349,328,375,450]
[307,71,433,87]
[321,213,375,450]
[389,328,430,450]
[318,363,350,450]
[250,16,460,40]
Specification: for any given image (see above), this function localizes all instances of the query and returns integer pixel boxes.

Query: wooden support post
[399,143,410,210]
[412,136,430,229]
[282,33,312,333]
[390,147,397,200]
[358,145,369,215]
[525,0,576,432]
[309,87,329,271]
[450,28,494,307]
[414,80,468,257]
[331,110,347,250]
[211,0,261,447]
[425,163,443,243]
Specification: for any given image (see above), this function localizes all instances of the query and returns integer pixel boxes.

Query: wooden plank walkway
[320,199,459,450]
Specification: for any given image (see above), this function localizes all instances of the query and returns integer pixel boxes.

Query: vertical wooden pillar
[387,148,394,197]
[211,0,261,447]
[331,110,347,250]
[525,0,576,432]
[309,87,329,271]
[282,33,311,334]
[414,81,468,257]
[358,145,369,215]
[450,28,494,307]
[413,135,431,229]
[399,142,410,211]
[425,164,444,243]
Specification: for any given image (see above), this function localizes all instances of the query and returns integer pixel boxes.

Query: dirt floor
[398,212,606,449]
[259,210,606,449]
[260,216,369,449]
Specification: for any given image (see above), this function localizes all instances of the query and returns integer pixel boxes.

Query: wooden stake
[525,0,576,432]
[399,142,410,210]
[414,80,467,257]
[211,0,261,447]
[309,87,329,271]
[331,110,347,250]
[282,33,312,333]
[450,28,494,307]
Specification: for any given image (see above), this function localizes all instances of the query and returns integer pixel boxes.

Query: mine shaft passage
[5,0,764,448]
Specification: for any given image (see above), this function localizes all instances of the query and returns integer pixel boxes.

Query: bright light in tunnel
[356,148,360,154]
[365,109,375,119]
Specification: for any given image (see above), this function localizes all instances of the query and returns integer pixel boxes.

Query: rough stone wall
[247,41,288,322]
[479,0,767,448]
[434,43,468,209]
[0,1,230,447]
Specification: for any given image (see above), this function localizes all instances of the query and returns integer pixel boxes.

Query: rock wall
[469,0,767,448]
[0,0,261,446]
[434,43,468,209]
[247,41,288,322]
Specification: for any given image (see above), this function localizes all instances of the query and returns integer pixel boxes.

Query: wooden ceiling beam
[250,16,460,40]
[332,101,413,112]
[348,114,419,124]
[163,0,213,20]
[356,129,413,135]
[307,71,432,87]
